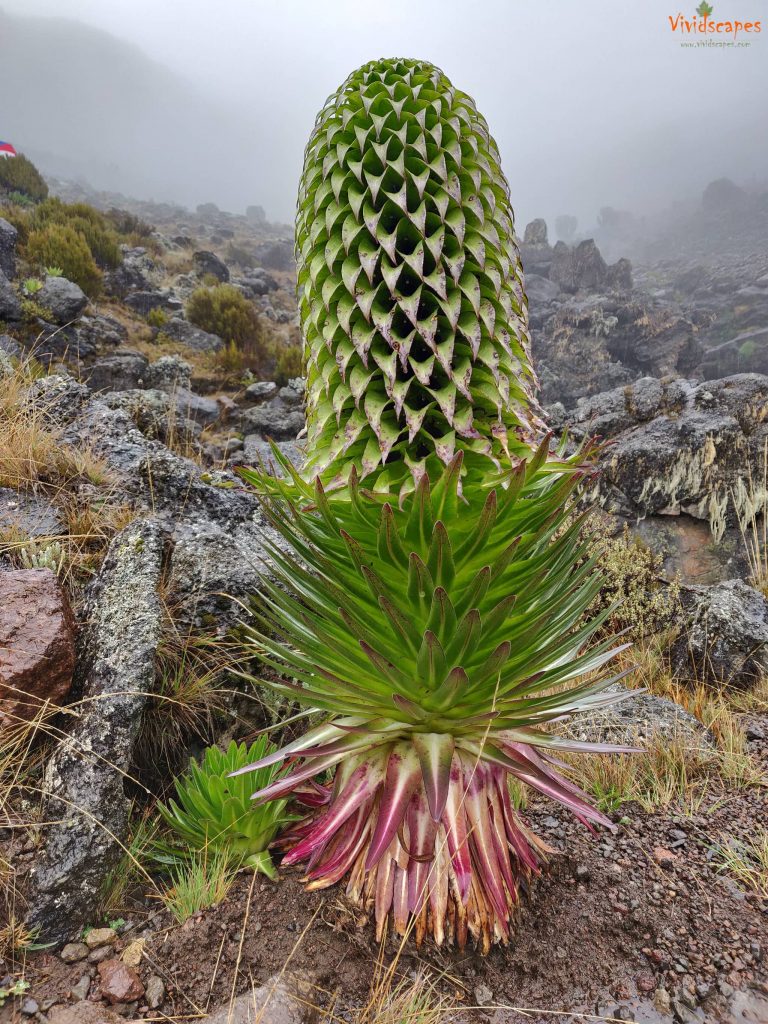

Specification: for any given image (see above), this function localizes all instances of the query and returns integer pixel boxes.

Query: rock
[88,944,115,963]
[474,983,494,1006]
[205,974,316,1024]
[124,290,179,316]
[85,354,150,393]
[69,975,91,1001]
[20,997,39,1015]
[0,488,65,538]
[670,580,768,687]
[246,204,266,224]
[36,277,88,324]
[84,928,117,949]
[103,248,156,299]
[144,354,192,392]
[524,218,548,245]
[0,333,21,358]
[97,959,144,1005]
[121,939,145,969]
[254,239,294,272]
[525,274,560,304]
[161,316,223,352]
[0,268,21,321]
[60,943,89,963]
[240,437,303,473]
[241,403,305,440]
[0,217,18,279]
[173,387,220,426]
[0,569,76,727]
[550,239,607,293]
[193,250,229,282]
[653,846,678,869]
[654,988,672,1014]
[561,686,712,747]
[592,374,768,525]
[25,519,167,943]
[143,975,165,1010]
[245,380,278,403]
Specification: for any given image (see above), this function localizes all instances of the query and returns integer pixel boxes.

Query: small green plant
[45,265,64,277]
[19,297,53,323]
[22,277,42,295]
[0,978,30,1007]
[159,849,237,923]
[273,340,303,385]
[156,738,292,878]
[146,306,169,328]
[19,539,65,575]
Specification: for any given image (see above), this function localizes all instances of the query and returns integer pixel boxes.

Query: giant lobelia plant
[236,58,633,950]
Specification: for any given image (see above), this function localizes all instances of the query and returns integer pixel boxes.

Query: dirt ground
[11,714,767,1024]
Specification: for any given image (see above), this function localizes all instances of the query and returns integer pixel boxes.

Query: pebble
[60,943,89,964]
[636,972,656,994]
[654,987,672,1013]
[69,976,90,1001]
[84,928,117,950]
[144,975,165,1010]
[574,864,591,883]
[612,1008,635,1022]
[20,998,39,1016]
[87,945,114,963]
[474,983,493,1006]
[121,939,145,969]
[653,846,678,869]
[671,998,698,1023]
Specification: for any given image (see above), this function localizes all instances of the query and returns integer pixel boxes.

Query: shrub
[30,198,122,269]
[24,223,102,297]
[272,341,303,385]
[186,284,265,357]
[146,307,169,328]
[0,155,48,202]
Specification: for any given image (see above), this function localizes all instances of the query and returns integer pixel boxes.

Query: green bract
[157,739,292,879]
[297,58,541,493]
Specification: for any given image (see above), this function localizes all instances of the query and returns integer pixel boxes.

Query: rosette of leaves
[157,738,292,879]
[236,444,634,949]
[296,58,543,495]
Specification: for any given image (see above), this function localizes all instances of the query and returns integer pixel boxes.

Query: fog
[1,0,766,230]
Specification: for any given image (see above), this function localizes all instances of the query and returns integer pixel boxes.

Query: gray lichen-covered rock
[0,268,21,321]
[161,316,224,352]
[36,276,88,324]
[26,517,168,943]
[0,216,18,279]
[561,686,712,747]
[205,974,317,1024]
[670,579,768,687]
[578,374,768,531]
[84,353,150,393]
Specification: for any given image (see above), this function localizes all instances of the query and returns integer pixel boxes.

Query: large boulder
[193,249,229,282]
[26,518,168,942]
[0,216,18,279]
[561,686,712,747]
[670,580,768,687]
[36,276,88,324]
[161,316,224,352]
[523,218,548,245]
[84,353,150,393]
[590,374,768,526]
[103,246,156,299]
[0,569,76,727]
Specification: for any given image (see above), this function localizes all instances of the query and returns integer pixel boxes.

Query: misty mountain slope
[0,8,265,210]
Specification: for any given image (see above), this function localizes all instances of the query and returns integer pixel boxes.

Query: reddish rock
[653,846,678,869]
[97,959,145,1004]
[0,568,76,727]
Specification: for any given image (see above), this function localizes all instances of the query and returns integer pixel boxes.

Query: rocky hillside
[1,167,767,1024]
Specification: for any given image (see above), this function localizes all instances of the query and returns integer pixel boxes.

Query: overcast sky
[2,0,766,227]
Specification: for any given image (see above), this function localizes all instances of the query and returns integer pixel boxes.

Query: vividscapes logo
[669,2,762,39]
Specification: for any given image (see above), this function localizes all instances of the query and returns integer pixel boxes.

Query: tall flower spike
[297,58,544,493]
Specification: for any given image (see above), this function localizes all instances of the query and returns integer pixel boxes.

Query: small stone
[474,983,493,1007]
[612,1008,635,1022]
[653,846,678,869]
[88,945,114,963]
[718,980,735,998]
[97,959,144,1005]
[636,972,656,994]
[84,928,117,949]
[245,380,278,402]
[144,975,165,1010]
[69,975,90,1001]
[671,998,698,1023]
[60,943,89,963]
[574,864,591,883]
[121,939,145,969]
[20,998,39,1015]
[654,987,672,1013]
